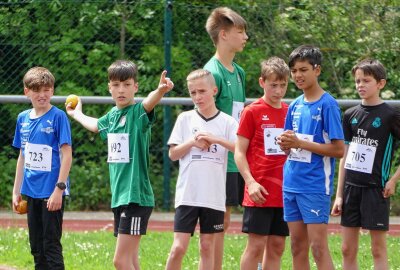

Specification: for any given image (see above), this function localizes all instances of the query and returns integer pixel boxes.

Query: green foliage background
[1,0,400,212]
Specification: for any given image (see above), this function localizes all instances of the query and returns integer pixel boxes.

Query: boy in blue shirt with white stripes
[278,45,344,270]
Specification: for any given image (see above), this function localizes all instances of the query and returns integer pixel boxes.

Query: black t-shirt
[343,103,400,187]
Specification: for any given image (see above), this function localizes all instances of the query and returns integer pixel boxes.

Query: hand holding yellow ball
[65,94,79,109]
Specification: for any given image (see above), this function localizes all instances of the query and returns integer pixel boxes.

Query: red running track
[2,218,400,236]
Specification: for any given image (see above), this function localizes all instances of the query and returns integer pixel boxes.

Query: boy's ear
[219,28,228,41]
[259,77,265,89]
[213,86,218,96]
[23,87,30,97]
[133,82,139,94]
[314,65,321,76]
[378,79,386,90]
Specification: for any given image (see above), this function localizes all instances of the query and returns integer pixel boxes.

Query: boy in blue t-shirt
[277,45,344,270]
[12,67,72,269]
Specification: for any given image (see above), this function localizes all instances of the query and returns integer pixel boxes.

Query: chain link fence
[1,1,400,211]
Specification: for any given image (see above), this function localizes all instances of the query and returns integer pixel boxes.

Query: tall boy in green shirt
[204,7,248,269]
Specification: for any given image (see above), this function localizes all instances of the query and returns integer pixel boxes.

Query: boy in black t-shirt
[332,59,400,270]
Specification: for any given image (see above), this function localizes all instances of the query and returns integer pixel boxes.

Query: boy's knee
[371,245,386,260]
[113,257,124,270]
[270,242,285,257]
[169,244,187,259]
[199,242,213,255]
[290,237,307,257]
[341,242,358,259]
[310,242,327,261]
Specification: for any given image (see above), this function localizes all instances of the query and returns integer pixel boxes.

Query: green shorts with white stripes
[112,203,153,237]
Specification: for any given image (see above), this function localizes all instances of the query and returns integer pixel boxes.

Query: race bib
[232,101,244,122]
[190,144,224,164]
[344,142,376,174]
[107,133,130,163]
[287,133,313,163]
[264,128,285,155]
[24,143,52,172]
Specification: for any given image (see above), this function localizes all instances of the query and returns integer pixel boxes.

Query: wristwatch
[55,182,67,190]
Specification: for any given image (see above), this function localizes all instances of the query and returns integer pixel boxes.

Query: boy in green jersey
[66,60,174,270]
[204,7,248,269]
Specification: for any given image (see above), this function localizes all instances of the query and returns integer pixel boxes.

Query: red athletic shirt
[237,98,288,207]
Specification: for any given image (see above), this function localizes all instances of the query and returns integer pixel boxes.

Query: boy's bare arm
[195,132,235,152]
[331,145,349,216]
[169,137,210,161]
[279,130,344,158]
[47,144,72,211]
[383,163,400,198]
[66,97,99,133]
[142,70,174,113]
[235,135,268,204]
[12,150,25,212]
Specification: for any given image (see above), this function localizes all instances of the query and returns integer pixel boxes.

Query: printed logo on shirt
[119,115,127,127]
[192,127,199,134]
[226,80,232,87]
[372,117,381,128]
[351,118,358,125]
[47,120,53,125]
[312,114,321,121]
[41,127,54,134]
[262,114,269,121]
[261,124,276,129]
[237,74,242,84]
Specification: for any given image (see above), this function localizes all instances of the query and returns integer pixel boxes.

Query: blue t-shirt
[283,92,344,195]
[13,106,72,198]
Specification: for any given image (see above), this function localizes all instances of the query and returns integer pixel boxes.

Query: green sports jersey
[204,56,246,172]
[98,103,155,208]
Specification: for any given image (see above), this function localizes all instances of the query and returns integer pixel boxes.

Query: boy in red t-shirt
[235,57,289,270]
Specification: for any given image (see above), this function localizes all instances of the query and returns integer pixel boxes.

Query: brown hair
[23,67,55,91]
[108,60,138,82]
[351,59,386,81]
[205,7,247,46]
[260,57,289,81]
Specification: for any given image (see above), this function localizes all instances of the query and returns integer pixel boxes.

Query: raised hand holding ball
[65,94,79,109]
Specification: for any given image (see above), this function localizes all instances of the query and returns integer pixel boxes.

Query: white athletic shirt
[168,110,238,212]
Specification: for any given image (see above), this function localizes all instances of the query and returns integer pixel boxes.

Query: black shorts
[226,172,245,206]
[341,184,389,231]
[174,205,224,235]
[112,203,153,237]
[242,207,289,236]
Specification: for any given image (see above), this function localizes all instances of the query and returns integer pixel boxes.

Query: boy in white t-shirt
[165,69,237,270]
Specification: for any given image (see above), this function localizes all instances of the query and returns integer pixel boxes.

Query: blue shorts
[283,191,331,224]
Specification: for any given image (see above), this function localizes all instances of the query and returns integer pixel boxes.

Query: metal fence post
[162,0,173,210]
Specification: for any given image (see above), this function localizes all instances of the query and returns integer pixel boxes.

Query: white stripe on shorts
[130,217,141,235]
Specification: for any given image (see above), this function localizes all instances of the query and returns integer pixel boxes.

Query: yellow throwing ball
[65,94,79,109]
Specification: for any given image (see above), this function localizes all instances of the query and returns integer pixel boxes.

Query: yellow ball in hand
[65,94,79,109]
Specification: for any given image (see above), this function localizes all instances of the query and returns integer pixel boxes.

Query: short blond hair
[23,67,55,91]
[205,7,247,46]
[260,57,289,82]
[186,69,216,86]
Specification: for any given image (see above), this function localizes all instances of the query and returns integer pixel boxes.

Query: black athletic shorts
[174,205,224,235]
[341,184,389,231]
[226,172,245,206]
[242,206,289,236]
[112,203,153,237]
